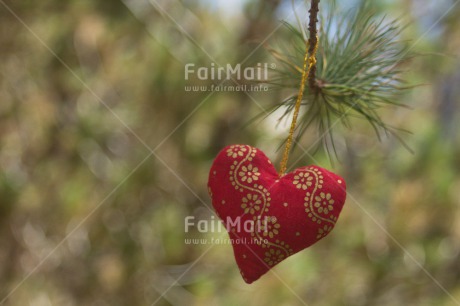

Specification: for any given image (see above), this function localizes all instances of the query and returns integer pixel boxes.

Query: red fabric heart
[207,145,346,283]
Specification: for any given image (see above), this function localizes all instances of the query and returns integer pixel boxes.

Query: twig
[308,0,320,92]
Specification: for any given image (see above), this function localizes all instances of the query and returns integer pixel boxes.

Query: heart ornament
[207,145,346,283]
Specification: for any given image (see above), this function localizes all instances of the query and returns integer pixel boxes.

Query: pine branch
[264,0,414,158]
[307,0,320,92]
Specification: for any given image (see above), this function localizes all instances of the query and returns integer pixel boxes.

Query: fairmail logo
[184,63,274,81]
[184,215,272,234]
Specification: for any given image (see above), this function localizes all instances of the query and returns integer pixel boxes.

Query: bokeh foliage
[0,0,460,305]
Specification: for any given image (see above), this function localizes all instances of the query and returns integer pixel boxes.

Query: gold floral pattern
[264,248,285,266]
[274,239,294,254]
[316,224,332,239]
[314,192,334,215]
[241,193,262,214]
[238,164,260,184]
[226,145,247,158]
[229,145,291,258]
[303,169,337,229]
[293,171,314,190]
[259,216,280,238]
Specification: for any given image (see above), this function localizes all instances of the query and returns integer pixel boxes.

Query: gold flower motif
[314,192,334,214]
[260,216,280,238]
[293,172,313,190]
[241,193,262,214]
[316,224,332,239]
[226,145,247,158]
[238,164,260,183]
[275,239,294,255]
[264,248,285,266]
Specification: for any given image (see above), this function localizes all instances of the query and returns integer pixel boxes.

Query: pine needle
[265,0,414,158]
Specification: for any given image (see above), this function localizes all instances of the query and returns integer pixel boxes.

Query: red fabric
[207,145,346,283]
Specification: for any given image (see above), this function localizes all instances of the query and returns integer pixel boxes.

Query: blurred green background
[0,0,460,305]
